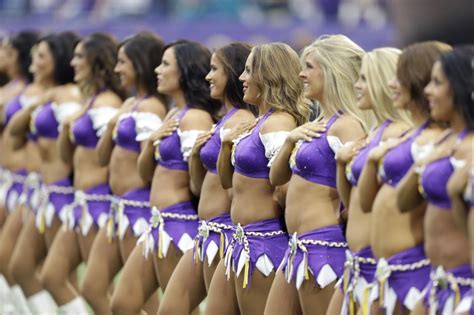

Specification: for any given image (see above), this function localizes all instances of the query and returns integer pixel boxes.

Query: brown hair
[397,41,451,113]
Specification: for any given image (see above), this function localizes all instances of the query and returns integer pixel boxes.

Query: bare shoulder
[95,91,123,108]
[456,133,474,158]
[261,111,296,134]
[329,114,365,142]
[181,108,214,131]
[139,97,167,119]
[381,121,411,140]
[224,109,255,129]
[52,84,82,103]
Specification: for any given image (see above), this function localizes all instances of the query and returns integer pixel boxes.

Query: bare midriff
[25,141,41,173]
[2,136,27,171]
[37,138,71,184]
[285,174,340,234]
[425,205,470,269]
[371,184,425,259]
[231,172,279,226]
[109,146,146,196]
[198,172,231,220]
[150,166,193,209]
[346,187,371,252]
[73,147,108,190]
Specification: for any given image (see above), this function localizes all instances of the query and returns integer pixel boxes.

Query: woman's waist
[285,206,340,235]
[198,196,231,220]
[425,208,470,268]
[150,186,193,210]
[371,230,424,259]
[231,201,281,227]
[110,146,140,165]
[73,170,109,191]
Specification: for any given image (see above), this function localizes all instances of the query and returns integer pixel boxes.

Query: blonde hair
[362,47,412,126]
[250,43,310,125]
[302,35,374,130]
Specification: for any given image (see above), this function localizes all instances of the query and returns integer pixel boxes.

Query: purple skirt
[139,201,198,258]
[373,244,431,315]
[422,264,473,315]
[5,169,27,213]
[67,183,112,236]
[194,213,233,266]
[18,172,42,214]
[281,225,347,290]
[224,218,288,289]
[338,247,378,314]
[116,188,151,240]
[38,177,75,233]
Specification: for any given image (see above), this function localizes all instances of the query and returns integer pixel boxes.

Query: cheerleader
[81,32,167,315]
[397,46,474,315]
[327,47,412,315]
[40,33,124,314]
[357,41,451,315]
[158,42,255,314]
[211,42,310,314]
[132,40,221,312]
[264,35,370,314]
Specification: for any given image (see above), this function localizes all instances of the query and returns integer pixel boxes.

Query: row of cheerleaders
[0,31,472,315]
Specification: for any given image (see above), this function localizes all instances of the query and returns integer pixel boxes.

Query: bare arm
[137,139,156,182]
[189,131,212,196]
[8,106,35,138]
[396,167,425,212]
[217,140,234,189]
[58,121,76,165]
[96,119,116,167]
[447,165,469,234]
[270,121,326,186]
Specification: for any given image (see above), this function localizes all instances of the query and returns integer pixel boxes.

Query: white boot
[10,285,33,315]
[57,297,89,315]
[27,290,58,315]
[0,275,18,315]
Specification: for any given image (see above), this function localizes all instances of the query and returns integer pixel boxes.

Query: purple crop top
[380,121,430,187]
[346,120,391,187]
[232,109,275,179]
[71,94,103,149]
[200,108,237,174]
[4,94,22,126]
[33,102,59,139]
[419,130,469,209]
[155,106,190,171]
[113,97,148,153]
[291,112,341,188]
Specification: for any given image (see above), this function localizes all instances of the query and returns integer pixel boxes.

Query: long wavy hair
[250,43,310,125]
[362,47,412,126]
[214,42,257,116]
[165,40,222,121]
[439,46,474,130]
[302,35,373,130]
[39,32,80,85]
[397,41,452,116]
[120,31,167,106]
[7,31,40,82]
[80,33,125,99]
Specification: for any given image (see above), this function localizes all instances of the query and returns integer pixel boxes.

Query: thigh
[159,250,206,314]
[82,227,122,292]
[298,275,337,315]
[77,225,98,262]
[264,268,302,315]
[10,216,46,274]
[41,227,82,280]
[111,242,159,313]
[326,288,344,315]
[234,267,275,315]
[153,243,183,291]
[118,228,138,264]
[409,299,426,315]
[205,259,239,315]
[203,257,219,292]
[0,207,24,277]
[43,215,62,249]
